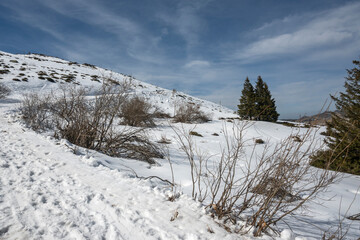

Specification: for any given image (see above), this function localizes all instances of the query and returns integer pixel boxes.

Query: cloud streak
[0,0,169,64]
[158,1,210,52]
[233,2,360,62]
[184,60,210,68]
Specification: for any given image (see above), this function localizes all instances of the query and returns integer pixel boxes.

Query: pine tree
[311,59,360,175]
[238,77,256,119]
[254,76,279,122]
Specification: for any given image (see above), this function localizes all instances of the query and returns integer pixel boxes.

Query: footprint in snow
[1,163,10,168]
[40,196,47,204]
[0,225,10,236]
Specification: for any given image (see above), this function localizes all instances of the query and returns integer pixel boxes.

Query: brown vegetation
[171,121,341,237]
[173,102,210,123]
[20,81,163,164]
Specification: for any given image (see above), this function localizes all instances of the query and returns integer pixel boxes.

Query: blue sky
[1,0,359,118]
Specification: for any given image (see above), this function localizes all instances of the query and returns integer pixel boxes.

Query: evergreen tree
[254,76,279,122]
[311,58,360,175]
[237,77,256,119]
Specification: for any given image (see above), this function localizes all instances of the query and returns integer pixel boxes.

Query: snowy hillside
[0,51,359,240]
[0,51,233,119]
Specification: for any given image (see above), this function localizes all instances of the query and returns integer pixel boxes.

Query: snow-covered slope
[0,110,237,240]
[0,51,233,119]
[0,51,359,239]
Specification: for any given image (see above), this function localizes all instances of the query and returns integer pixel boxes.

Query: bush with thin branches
[172,121,342,236]
[20,82,163,164]
[173,102,210,123]
[0,83,11,99]
[120,96,156,127]
[21,93,53,131]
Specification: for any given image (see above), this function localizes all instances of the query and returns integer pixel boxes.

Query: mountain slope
[0,51,233,119]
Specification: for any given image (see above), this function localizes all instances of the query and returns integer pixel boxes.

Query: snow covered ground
[0,51,359,239]
[0,105,239,240]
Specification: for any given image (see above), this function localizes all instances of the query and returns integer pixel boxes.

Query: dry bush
[242,133,339,236]
[20,93,53,130]
[172,125,209,201]
[54,84,163,163]
[0,83,11,99]
[120,96,156,127]
[152,110,171,119]
[51,86,94,147]
[99,128,163,164]
[173,102,211,123]
[20,82,163,164]
[172,121,342,237]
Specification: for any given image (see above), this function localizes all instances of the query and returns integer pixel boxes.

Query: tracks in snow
[0,114,229,240]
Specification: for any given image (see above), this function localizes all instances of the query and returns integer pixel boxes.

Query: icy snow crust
[0,51,359,239]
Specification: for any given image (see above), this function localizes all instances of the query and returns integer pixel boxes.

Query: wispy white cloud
[0,0,168,64]
[239,31,352,58]
[184,60,210,68]
[158,1,210,51]
[232,2,360,62]
[273,77,342,117]
[0,0,65,41]
[40,0,142,37]
[41,0,168,64]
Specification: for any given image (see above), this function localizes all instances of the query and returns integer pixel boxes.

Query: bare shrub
[152,111,171,119]
[0,83,11,99]
[51,86,95,148]
[172,121,342,236]
[53,84,163,163]
[172,125,210,202]
[20,92,53,130]
[20,82,163,164]
[120,96,156,127]
[99,128,163,164]
[173,102,211,123]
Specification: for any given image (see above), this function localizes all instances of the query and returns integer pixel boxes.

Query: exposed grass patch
[189,131,203,137]
[291,135,302,142]
[255,138,265,144]
[0,69,10,74]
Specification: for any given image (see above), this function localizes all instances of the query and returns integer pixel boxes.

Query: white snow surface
[0,51,359,239]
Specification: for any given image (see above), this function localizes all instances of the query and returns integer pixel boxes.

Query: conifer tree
[237,77,256,119]
[311,58,360,175]
[254,76,279,122]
